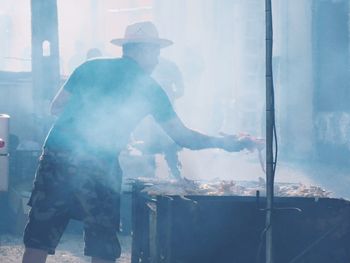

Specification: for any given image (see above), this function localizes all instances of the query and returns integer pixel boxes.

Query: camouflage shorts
[23,149,123,261]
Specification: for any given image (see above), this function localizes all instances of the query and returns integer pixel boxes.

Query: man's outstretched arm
[159,115,261,152]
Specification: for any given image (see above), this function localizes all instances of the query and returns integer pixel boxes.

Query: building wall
[0,75,36,142]
[312,0,350,164]
[277,0,314,160]
[275,0,350,164]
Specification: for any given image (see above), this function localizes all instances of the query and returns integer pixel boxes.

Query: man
[131,56,185,179]
[86,48,103,60]
[22,21,262,263]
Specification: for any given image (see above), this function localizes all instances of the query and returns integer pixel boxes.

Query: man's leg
[22,248,48,263]
[23,150,71,262]
[164,145,182,179]
[75,158,122,262]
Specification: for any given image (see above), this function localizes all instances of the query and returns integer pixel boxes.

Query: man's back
[45,57,176,156]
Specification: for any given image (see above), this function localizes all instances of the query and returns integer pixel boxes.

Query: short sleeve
[149,84,177,123]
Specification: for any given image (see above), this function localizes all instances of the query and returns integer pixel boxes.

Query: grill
[130,181,350,263]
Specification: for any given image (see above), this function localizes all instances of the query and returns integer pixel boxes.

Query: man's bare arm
[50,87,71,116]
[159,115,259,152]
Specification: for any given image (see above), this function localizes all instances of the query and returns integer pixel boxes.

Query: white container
[0,114,10,192]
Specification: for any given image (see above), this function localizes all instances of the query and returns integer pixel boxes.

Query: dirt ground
[0,233,131,263]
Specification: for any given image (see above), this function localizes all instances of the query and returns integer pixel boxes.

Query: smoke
[0,0,31,71]
[53,0,267,184]
[0,0,349,198]
[151,0,267,182]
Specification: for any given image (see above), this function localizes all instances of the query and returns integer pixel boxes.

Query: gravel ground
[0,233,131,263]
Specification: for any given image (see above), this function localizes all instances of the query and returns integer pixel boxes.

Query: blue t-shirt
[44,57,176,156]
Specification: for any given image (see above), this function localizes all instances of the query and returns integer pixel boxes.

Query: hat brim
[110,38,173,48]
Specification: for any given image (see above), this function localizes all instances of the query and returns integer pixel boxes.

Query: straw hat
[111,21,173,48]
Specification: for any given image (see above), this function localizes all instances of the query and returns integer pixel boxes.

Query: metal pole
[265,0,275,263]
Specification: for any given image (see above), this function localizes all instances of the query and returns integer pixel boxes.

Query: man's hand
[219,133,265,152]
[242,135,265,152]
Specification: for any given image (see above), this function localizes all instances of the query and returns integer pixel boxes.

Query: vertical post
[0,114,10,192]
[31,0,60,115]
[90,0,99,45]
[131,183,140,263]
[265,0,275,263]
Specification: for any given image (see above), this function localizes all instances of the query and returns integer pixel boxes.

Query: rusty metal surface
[131,181,350,263]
